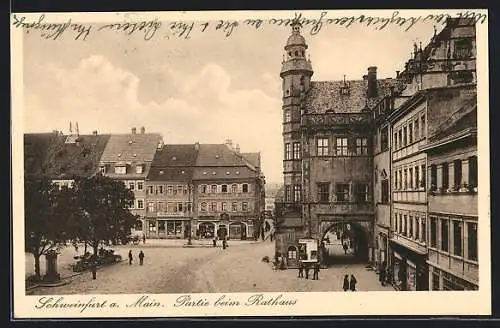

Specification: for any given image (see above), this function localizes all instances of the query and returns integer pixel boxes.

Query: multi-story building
[192,141,265,240]
[422,89,478,290]
[24,127,110,187]
[99,127,163,230]
[142,144,198,239]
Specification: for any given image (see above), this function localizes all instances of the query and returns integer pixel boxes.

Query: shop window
[158,221,166,233]
[335,183,350,202]
[430,217,437,248]
[441,219,449,252]
[135,220,143,230]
[467,222,478,261]
[317,183,330,203]
[453,221,463,257]
[148,221,156,232]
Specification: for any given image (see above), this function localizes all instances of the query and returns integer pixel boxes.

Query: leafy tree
[73,174,136,255]
[24,178,75,281]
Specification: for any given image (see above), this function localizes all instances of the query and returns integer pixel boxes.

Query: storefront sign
[298,239,318,263]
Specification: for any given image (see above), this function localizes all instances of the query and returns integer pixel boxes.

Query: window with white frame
[200,202,207,212]
[147,202,155,213]
[293,142,301,159]
[231,184,237,193]
[137,199,144,209]
[231,202,238,212]
[211,202,217,212]
[355,138,368,155]
[136,165,143,174]
[211,185,217,193]
[285,143,292,160]
[128,182,135,190]
[317,138,329,156]
[114,166,126,174]
[336,137,348,156]
[242,202,249,212]
[221,202,227,212]
[137,181,143,190]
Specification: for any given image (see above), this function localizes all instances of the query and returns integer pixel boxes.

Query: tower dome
[286,33,307,49]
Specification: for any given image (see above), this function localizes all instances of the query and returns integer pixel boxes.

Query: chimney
[75,122,80,136]
[140,126,145,134]
[93,130,98,136]
[235,144,240,153]
[194,142,200,151]
[367,66,378,98]
[69,122,73,135]
[396,70,400,78]
[132,127,136,134]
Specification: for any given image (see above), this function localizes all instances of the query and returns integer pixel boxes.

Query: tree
[24,178,75,281]
[73,174,136,255]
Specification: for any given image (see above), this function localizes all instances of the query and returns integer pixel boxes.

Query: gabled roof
[302,79,399,114]
[241,152,260,168]
[195,144,254,168]
[428,96,477,143]
[151,144,198,167]
[100,133,162,163]
[148,167,194,182]
[24,133,111,180]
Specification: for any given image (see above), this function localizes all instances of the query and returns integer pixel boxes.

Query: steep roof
[195,144,253,167]
[24,132,64,180]
[147,144,198,181]
[241,152,260,168]
[302,79,399,114]
[148,167,194,182]
[192,166,257,181]
[100,133,162,163]
[24,133,111,180]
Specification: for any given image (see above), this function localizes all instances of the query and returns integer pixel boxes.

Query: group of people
[128,250,145,265]
[212,236,228,249]
[297,262,321,280]
[343,274,358,291]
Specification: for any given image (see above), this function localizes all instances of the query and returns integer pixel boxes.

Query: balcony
[301,113,371,128]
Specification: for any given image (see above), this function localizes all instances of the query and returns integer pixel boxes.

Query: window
[454,39,473,59]
[167,185,173,195]
[129,200,135,209]
[211,202,217,212]
[454,159,462,189]
[177,203,183,212]
[403,126,407,146]
[403,215,407,236]
[285,185,292,202]
[394,171,398,190]
[430,217,437,247]
[114,166,126,174]
[137,199,145,209]
[414,119,420,140]
[422,218,426,242]
[395,213,399,232]
[469,156,478,188]
[211,185,217,193]
[430,165,437,189]
[187,203,192,212]
[340,86,350,95]
[317,138,329,156]
[100,166,106,174]
[442,162,449,190]
[285,143,292,160]
[317,183,330,203]
[421,114,426,137]
[177,185,183,195]
[415,166,420,189]
[136,165,143,174]
[409,168,413,189]
[200,202,207,212]
[452,71,474,84]
[221,184,228,193]
[398,214,403,234]
[128,182,135,190]
[293,185,301,202]
[137,181,143,190]
[404,169,408,189]
[147,185,154,195]
[355,183,369,202]
[356,138,368,155]
[288,246,298,259]
[242,184,249,193]
[409,215,414,238]
[381,180,389,203]
[200,184,207,194]
[183,186,188,195]
[381,126,389,151]
[148,221,156,233]
[398,129,403,148]
[157,202,165,212]
[293,142,301,159]
[399,170,403,189]
[467,222,478,261]
[421,164,426,189]
[147,202,155,213]
[231,202,238,212]
[156,185,163,194]
[167,202,175,213]
[231,184,237,193]
[220,202,227,212]
[394,132,398,150]
[284,110,291,123]
[441,219,449,252]
[335,137,348,156]
[158,221,165,233]
[335,184,350,202]
[453,221,463,256]
[135,219,142,230]
[242,202,249,212]
[415,217,420,240]
[432,271,440,290]
[408,123,413,144]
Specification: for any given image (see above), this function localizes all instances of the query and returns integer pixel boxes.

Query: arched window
[211,184,217,193]
[231,184,237,193]
[200,202,207,212]
[288,246,298,259]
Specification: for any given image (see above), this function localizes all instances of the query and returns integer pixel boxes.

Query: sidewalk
[138,238,261,248]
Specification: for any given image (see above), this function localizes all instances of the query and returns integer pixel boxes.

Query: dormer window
[136,165,143,174]
[117,153,122,157]
[99,166,106,174]
[133,153,137,157]
[215,155,220,159]
[129,140,133,145]
[172,156,177,161]
[115,166,126,174]
[159,170,164,175]
[212,171,216,175]
[203,171,207,175]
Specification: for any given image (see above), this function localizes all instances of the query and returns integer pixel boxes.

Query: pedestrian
[343,242,348,254]
[213,237,217,247]
[139,250,144,266]
[342,275,349,291]
[143,234,146,244]
[128,250,133,265]
[298,261,304,278]
[304,263,310,279]
[312,263,320,280]
[222,238,227,250]
[349,274,357,291]
[380,267,386,286]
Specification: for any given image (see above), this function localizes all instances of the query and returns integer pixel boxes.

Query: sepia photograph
[11,9,490,317]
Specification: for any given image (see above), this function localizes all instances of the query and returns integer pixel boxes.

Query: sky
[22,11,437,184]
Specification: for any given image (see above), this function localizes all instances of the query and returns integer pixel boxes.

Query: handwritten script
[12,10,487,41]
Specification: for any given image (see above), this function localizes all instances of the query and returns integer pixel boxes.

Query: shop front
[390,240,428,291]
[145,216,191,239]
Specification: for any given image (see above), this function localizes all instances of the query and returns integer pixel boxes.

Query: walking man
[139,250,144,266]
[304,263,310,279]
[298,261,304,278]
[128,250,133,265]
[343,275,350,291]
[91,259,97,280]
[349,274,357,291]
[343,242,348,255]
[213,237,217,247]
[143,234,146,244]
[312,263,320,280]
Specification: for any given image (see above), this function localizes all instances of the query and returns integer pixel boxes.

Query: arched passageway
[320,222,369,267]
